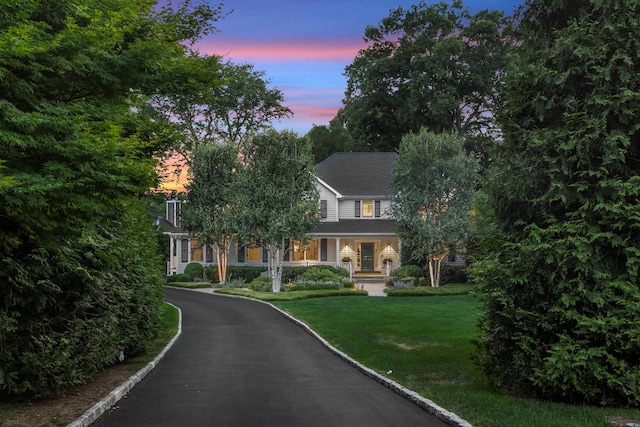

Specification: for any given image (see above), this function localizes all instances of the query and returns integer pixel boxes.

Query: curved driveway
[92,288,449,426]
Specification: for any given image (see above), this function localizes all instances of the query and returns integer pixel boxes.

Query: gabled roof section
[316,176,343,199]
[314,152,396,198]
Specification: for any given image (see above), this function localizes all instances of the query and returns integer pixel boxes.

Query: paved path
[91,288,450,427]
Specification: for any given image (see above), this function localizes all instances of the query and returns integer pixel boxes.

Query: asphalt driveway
[91,288,450,426]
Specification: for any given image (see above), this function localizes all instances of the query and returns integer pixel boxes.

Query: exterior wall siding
[317,185,338,221]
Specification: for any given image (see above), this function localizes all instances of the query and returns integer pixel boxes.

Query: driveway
[91,288,451,426]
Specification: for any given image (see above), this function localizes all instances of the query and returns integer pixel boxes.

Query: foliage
[392,130,479,287]
[181,143,240,282]
[183,263,204,280]
[340,0,511,153]
[235,130,320,292]
[149,54,292,166]
[248,276,272,292]
[386,283,477,297]
[0,0,219,399]
[203,265,268,284]
[305,116,355,163]
[166,273,196,283]
[0,205,163,399]
[282,265,349,283]
[440,265,469,284]
[297,266,345,283]
[390,265,423,279]
[214,288,367,301]
[473,0,640,407]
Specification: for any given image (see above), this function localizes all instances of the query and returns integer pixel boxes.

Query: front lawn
[271,296,640,427]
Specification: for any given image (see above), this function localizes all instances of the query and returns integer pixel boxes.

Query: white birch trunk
[268,243,284,292]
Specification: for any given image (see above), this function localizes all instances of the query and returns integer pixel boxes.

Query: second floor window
[362,200,373,217]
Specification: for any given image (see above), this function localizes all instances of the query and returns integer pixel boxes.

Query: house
[163,152,465,277]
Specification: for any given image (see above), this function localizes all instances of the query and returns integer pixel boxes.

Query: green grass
[214,288,367,301]
[270,296,640,427]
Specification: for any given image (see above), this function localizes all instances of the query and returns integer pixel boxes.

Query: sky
[193,0,523,135]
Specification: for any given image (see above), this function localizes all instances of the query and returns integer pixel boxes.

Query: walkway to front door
[361,242,374,272]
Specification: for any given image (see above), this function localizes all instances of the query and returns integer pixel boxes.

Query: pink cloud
[198,38,363,62]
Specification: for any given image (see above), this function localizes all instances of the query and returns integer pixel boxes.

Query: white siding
[338,198,392,220]
[317,183,339,222]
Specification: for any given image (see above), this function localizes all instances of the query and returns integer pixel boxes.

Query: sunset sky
[194,0,523,135]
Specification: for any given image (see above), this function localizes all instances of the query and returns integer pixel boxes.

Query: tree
[305,115,355,163]
[149,55,292,166]
[472,0,640,407]
[392,130,479,287]
[0,0,221,399]
[236,130,319,292]
[341,0,511,154]
[181,144,239,283]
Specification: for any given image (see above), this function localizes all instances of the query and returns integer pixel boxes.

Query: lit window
[362,200,373,217]
[248,247,262,262]
[191,240,203,261]
[291,239,318,261]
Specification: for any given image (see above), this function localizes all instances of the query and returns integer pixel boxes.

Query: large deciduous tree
[392,130,478,287]
[340,0,511,154]
[0,0,220,399]
[236,130,319,292]
[181,144,239,283]
[149,54,292,164]
[472,0,640,407]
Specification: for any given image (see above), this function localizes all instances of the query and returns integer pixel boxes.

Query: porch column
[335,238,340,267]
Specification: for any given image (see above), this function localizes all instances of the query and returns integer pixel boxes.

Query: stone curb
[66,302,183,427]
[212,290,473,427]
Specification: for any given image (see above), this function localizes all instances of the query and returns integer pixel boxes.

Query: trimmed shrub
[227,266,267,283]
[166,273,193,283]
[183,263,204,280]
[248,275,272,292]
[391,264,423,279]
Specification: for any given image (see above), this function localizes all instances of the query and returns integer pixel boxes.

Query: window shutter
[375,200,381,217]
[355,200,360,217]
[284,239,290,261]
[238,244,245,263]
[321,239,327,261]
[206,245,214,262]
[262,246,268,263]
[320,200,327,218]
[180,239,189,262]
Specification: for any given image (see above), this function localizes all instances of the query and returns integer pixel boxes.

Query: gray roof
[313,219,397,236]
[315,152,396,197]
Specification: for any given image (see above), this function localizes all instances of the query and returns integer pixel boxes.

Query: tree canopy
[0,0,221,399]
[339,0,511,153]
[473,0,640,407]
[235,130,319,292]
[181,143,240,283]
[392,130,478,287]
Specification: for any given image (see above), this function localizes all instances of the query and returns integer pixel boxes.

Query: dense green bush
[183,263,204,280]
[391,265,423,279]
[227,266,267,283]
[0,207,163,400]
[166,273,193,283]
[282,265,349,283]
[248,276,272,292]
[440,265,468,284]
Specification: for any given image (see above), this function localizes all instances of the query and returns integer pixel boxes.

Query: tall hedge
[472,0,640,407]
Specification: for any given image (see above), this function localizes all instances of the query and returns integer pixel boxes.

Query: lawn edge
[67,302,183,427]
[214,291,473,427]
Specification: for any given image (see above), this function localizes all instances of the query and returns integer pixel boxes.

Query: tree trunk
[268,243,284,292]
[215,238,231,284]
[428,253,448,287]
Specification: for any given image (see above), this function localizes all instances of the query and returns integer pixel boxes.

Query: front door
[361,243,374,272]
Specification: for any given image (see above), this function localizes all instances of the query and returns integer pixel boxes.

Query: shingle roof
[313,219,397,236]
[314,152,396,198]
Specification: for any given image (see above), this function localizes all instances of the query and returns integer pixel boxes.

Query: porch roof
[312,219,397,236]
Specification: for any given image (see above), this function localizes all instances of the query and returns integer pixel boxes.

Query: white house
[162,152,465,277]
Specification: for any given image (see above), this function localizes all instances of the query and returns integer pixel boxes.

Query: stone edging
[213,291,473,427]
[67,302,183,427]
